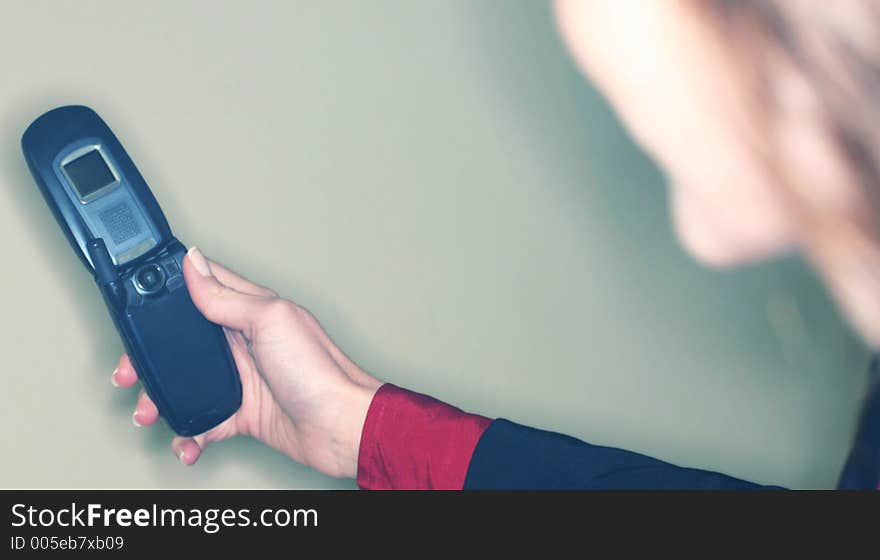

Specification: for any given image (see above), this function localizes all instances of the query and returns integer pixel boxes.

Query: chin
[677,229,751,269]
[673,211,793,269]
[671,187,797,269]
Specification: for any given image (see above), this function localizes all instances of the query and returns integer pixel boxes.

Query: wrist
[327,379,382,479]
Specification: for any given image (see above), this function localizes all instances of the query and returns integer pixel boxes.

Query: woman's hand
[111,247,382,479]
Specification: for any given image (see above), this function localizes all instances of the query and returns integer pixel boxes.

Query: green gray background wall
[0,0,870,489]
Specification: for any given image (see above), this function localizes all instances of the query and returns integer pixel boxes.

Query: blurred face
[554,0,800,267]
[554,0,880,345]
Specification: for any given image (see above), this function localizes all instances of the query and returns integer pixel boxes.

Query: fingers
[203,259,277,298]
[184,247,273,337]
[111,354,138,387]
[112,355,158,427]
[111,352,212,467]
[171,437,203,466]
[132,389,159,427]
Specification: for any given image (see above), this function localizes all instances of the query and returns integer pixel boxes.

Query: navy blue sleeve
[837,357,880,489]
[463,419,780,489]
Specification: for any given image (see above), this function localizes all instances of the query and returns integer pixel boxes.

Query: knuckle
[296,305,320,329]
[211,283,238,299]
[263,298,301,322]
[208,282,228,298]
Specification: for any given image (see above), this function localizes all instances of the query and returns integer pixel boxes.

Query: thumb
[183,247,270,336]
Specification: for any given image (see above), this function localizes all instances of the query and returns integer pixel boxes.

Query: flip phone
[22,105,242,436]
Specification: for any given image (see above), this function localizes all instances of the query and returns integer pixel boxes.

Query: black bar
[1,490,877,554]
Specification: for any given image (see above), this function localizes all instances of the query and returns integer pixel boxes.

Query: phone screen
[63,149,117,201]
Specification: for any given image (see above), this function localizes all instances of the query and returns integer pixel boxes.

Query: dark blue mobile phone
[21,105,242,436]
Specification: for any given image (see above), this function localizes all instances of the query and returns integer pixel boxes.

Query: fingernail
[178,449,188,464]
[132,412,142,427]
[187,246,212,277]
[110,369,120,387]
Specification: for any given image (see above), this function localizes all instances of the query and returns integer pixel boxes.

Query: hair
[695,1,880,208]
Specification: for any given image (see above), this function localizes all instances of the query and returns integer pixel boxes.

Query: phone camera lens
[134,263,166,294]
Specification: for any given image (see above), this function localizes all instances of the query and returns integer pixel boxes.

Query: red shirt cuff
[357,383,492,490]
